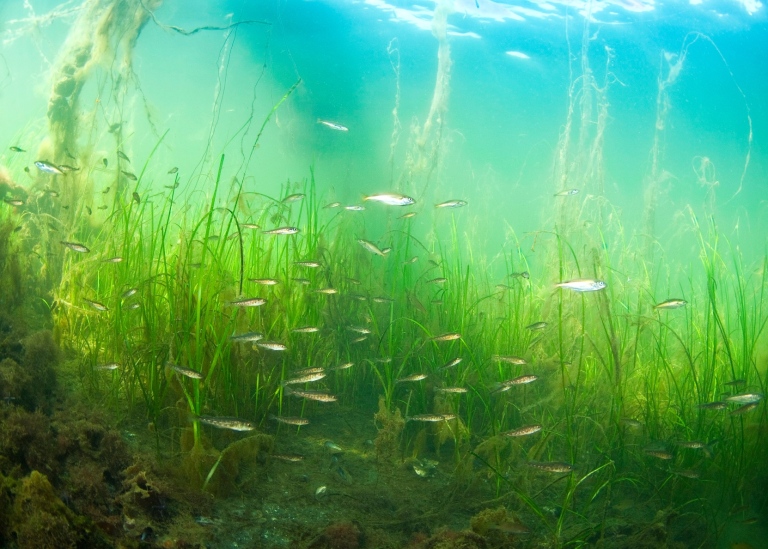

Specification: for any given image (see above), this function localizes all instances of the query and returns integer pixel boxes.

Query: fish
[510,271,530,279]
[644,449,674,460]
[324,441,343,453]
[427,332,461,342]
[404,256,419,264]
[554,188,579,196]
[654,299,687,310]
[435,386,468,394]
[241,223,260,229]
[256,341,287,351]
[357,239,387,257]
[197,415,255,432]
[108,123,122,133]
[730,402,760,415]
[345,205,365,211]
[492,375,538,393]
[9,146,25,152]
[285,388,337,402]
[363,193,416,206]
[406,414,457,422]
[435,199,467,208]
[332,362,355,371]
[97,205,108,210]
[526,321,547,331]
[169,363,204,380]
[124,302,141,310]
[282,193,305,203]
[373,296,394,303]
[527,461,574,473]
[503,424,543,437]
[314,288,338,295]
[60,241,90,253]
[230,331,264,342]
[396,373,428,383]
[620,418,643,428]
[399,212,417,219]
[293,278,310,285]
[122,288,138,299]
[350,336,368,344]
[168,167,178,174]
[57,164,79,173]
[426,277,447,285]
[374,358,392,363]
[347,325,371,335]
[35,161,64,175]
[555,279,607,292]
[698,401,727,410]
[671,469,701,479]
[295,261,321,268]
[228,297,266,307]
[317,119,349,131]
[674,440,707,449]
[122,171,138,181]
[272,453,305,462]
[292,326,320,333]
[324,202,341,209]
[3,198,24,206]
[263,226,300,235]
[117,150,130,162]
[439,357,463,370]
[269,414,309,426]
[725,393,764,404]
[249,278,280,285]
[491,355,527,365]
[724,379,746,386]
[96,363,120,371]
[102,158,108,168]
[85,206,92,215]
[102,256,123,263]
[45,189,60,197]
[103,187,111,194]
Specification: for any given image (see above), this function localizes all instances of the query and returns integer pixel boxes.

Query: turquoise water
[0,1,767,548]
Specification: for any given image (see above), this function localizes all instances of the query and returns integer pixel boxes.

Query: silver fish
[83,298,109,312]
[283,372,326,386]
[35,161,64,175]
[357,239,387,257]
[256,341,288,351]
[555,279,606,292]
[554,188,579,197]
[503,424,542,437]
[263,227,300,235]
[317,119,349,131]
[230,331,264,342]
[169,363,204,380]
[654,299,687,310]
[725,393,764,404]
[269,414,309,426]
[406,414,456,422]
[197,415,255,432]
[435,199,467,208]
[363,193,416,206]
[228,297,267,307]
[60,241,90,253]
[285,388,337,402]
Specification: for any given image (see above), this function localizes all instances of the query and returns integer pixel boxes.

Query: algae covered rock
[10,470,107,549]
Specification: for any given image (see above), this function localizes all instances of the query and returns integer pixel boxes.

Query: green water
[0,1,766,547]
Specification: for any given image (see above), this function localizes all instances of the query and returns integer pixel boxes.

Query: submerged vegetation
[0,0,765,547]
